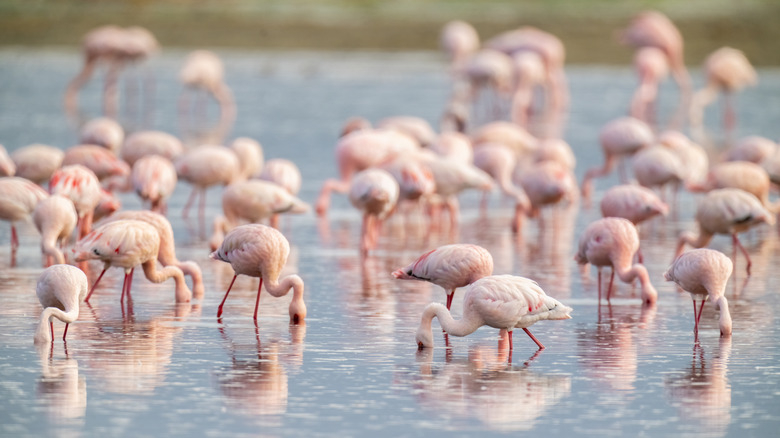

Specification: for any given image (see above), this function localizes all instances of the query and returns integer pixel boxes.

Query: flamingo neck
[425,302,483,338]
[265,274,306,323]
[715,296,732,336]
[614,262,658,305]
[34,307,79,344]
[676,229,712,257]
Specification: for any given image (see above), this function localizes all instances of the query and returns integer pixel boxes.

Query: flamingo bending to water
[34,264,88,344]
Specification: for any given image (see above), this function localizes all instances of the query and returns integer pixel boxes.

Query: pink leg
[733,234,752,275]
[50,321,54,343]
[606,269,615,301]
[63,323,69,341]
[120,271,131,302]
[254,278,264,323]
[695,298,705,327]
[10,224,19,250]
[692,299,698,334]
[126,268,134,300]
[597,269,602,303]
[446,291,454,310]
[85,268,108,303]
[182,188,198,219]
[523,327,545,350]
[216,275,238,318]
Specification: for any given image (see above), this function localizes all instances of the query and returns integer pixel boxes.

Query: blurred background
[1,0,779,65]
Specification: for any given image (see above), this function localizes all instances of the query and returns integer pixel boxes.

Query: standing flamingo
[11,144,65,185]
[630,47,670,125]
[62,144,130,183]
[73,219,192,303]
[348,168,399,254]
[0,176,49,252]
[440,20,480,73]
[724,136,776,164]
[631,145,685,201]
[415,275,572,353]
[689,47,757,134]
[0,144,16,176]
[120,130,184,167]
[79,117,125,153]
[675,188,774,275]
[665,248,733,337]
[473,142,531,215]
[392,244,494,310]
[98,210,205,299]
[575,217,658,305]
[33,195,78,266]
[509,50,546,127]
[687,161,776,212]
[175,145,241,222]
[178,50,236,134]
[34,264,89,344]
[377,116,437,148]
[49,165,102,239]
[131,154,178,214]
[210,223,306,324]
[600,184,669,225]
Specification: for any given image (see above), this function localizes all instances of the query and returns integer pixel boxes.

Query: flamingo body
[600,184,668,225]
[33,195,78,266]
[34,264,88,344]
[11,144,64,184]
[121,131,184,167]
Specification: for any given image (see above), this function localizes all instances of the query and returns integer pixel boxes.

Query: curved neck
[676,230,713,257]
[424,302,482,338]
[141,260,191,303]
[266,274,306,322]
[35,307,79,344]
[614,262,658,305]
[715,296,732,336]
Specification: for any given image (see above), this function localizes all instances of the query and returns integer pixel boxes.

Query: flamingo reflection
[35,343,87,425]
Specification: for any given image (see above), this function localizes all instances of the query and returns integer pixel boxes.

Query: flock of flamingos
[1,10,774,363]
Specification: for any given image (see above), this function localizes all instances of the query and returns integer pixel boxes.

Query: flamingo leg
[85,268,108,303]
[182,188,198,219]
[692,299,699,335]
[607,269,615,301]
[120,271,130,302]
[10,224,18,249]
[216,274,238,318]
[50,321,54,343]
[254,278,264,324]
[446,291,454,310]
[695,298,706,327]
[523,327,545,350]
[508,330,514,353]
[126,268,135,300]
[63,323,69,342]
[597,268,602,303]
[732,234,752,275]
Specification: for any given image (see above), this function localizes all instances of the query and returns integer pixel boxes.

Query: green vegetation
[1,0,779,64]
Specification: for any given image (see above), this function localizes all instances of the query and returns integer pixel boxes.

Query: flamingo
[120,130,184,167]
[348,168,399,254]
[178,50,236,132]
[34,264,89,344]
[575,217,659,305]
[581,116,654,199]
[392,243,494,310]
[461,49,514,121]
[0,144,16,176]
[209,180,310,250]
[690,47,757,134]
[73,219,192,303]
[210,223,306,324]
[11,144,64,185]
[78,117,125,154]
[473,142,531,219]
[675,188,774,275]
[724,136,777,164]
[600,184,669,226]
[49,164,102,239]
[631,145,685,201]
[516,160,578,220]
[175,145,241,222]
[62,144,130,183]
[0,176,49,252]
[533,138,576,170]
[33,195,78,266]
[688,161,776,211]
[258,158,302,196]
[229,137,265,179]
[377,116,437,148]
[381,158,436,208]
[440,20,480,73]
[98,210,205,299]
[658,130,709,187]
[415,275,572,353]
[429,131,474,164]
[131,154,178,214]
[630,47,670,125]
[93,189,121,223]
[509,50,546,127]
[472,121,538,160]
[665,248,733,337]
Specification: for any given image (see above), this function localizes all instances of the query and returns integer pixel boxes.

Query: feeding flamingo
[131,154,178,214]
[120,130,184,167]
[33,195,78,266]
[49,164,102,239]
[78,117,125,153]
[348,168,399,254]
[11,144,65,185]
[34,264,89,344]
[0,176,49,254]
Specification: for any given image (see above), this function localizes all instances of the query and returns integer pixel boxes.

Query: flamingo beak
[417,342,424,351]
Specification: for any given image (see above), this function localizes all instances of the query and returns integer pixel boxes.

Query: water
[1,48,780,437]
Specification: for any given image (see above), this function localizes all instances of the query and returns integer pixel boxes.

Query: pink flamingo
[581,116,654,199]
[658,130,709,187]
[392,243,494,310]
[515,160,578,232]
[229,137,265,179]
[461,49,514,120]
[175,145,241,222]
[98,210,205,299]
[62,144,130,183]
[315,128,418,215]
[348,168,399,254]
[423,156,494,231]
[509,51,546,127]
[600,184,669,226]
[49,164,102,239]
[473,142,531,210]
[675,188,774,275]
[210,223,307,324]
[472,121,538,159]
[533,138,576,170]
[630,47,670,125]
[690,47,757,134]
[631,145,685,201]
[34,264,88,344]
[723,136,776,164]
[33,195,78,266]
[131,154,178,214]
[665,248,733,337]
[0,176,49,252]
[120,130,184,167]
[73,219,192,303]
[688,161,776,211]
[79,117,125,154]
[11,144,64,185]
[620,11,691,103]
[378,116,437,148]
[209,180,310,250]
[0,144,15,176]
[259,158,302,196]
[440,20,480,73]
[178,50,236,132]
[415,275,572,353]
[93,188,121,223]
[575,217,658,305]
[382,158,436,207]
[429,132,474,164]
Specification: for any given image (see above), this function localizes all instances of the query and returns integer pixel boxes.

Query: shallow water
[1,49,780,437]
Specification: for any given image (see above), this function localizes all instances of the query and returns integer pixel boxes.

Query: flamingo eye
[93,248,100,255]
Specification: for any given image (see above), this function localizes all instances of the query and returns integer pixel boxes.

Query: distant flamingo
[378,116,437,148]
[120,130,184,167]
[392,243,494,310]
[259,158,303,196]
[688,161,776,211]
[382,158,436,207]
[689,47,757,134]
[600,184,669,226]
[723,136,776,164]
[34,264,89,344]
[665,248,733,337]
[92,189,121,223]
[575,217,658,305]
[131,154,178,214]
[79,117,125,153]
[11,144,64,185]
[472,121,538,159]
[473,142,530,226]
[533,138,576,170]
[658,130,709,186]
[517,160,578,220]
[631,145,685,201]
[210,223,306,324]
[440,20,480,72]
[175,145,241,222]
[509,50,546,127]
[422,156,493,231]
[0,176,49,252]
[49,164,102,238]
[675,188,774,275]
[429,131,474,164]
[348,168,399,254]
[415,275,572,353]
[210,180,310,250]
[630,47,670,125]
[461,49,514,120]
[98,210,205,299]
[179,50,236,132]
[620,11,691,103]
[73,219,192,303]
[62,144,130,182]
[582,116,654,198]
[229,137,265,179]
[0,144,16,176]
[316,128,418,215]
[33,195,78,266]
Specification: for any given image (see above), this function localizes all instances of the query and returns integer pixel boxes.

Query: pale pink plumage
[229,137,265,180]
[429,132,474,164]
[471,121,538,158]
[259,158,303,196]
[415,275,572,354]
[34,264,88,345]
[120,130,184,167]
[631,145,685,196]
[440,20,480,71]
[575,217,658,305]
[665,248,733,337]
[392,243,494,310]
[73,219,192,303]
[0,176,49,251]
[11,144,64,184]
[631,47,670,124]
[62,144,130,182]
[33,195,78,266]
[724,136,777,164]
[175,145,241,221]
[0,144,15,177]
[377,116,437,148]
[78,117,125,153]
[178,50,236,130]
[210,223,306,324]
[688,161,775,211]
[510,51,546,127]
[600,184,669,225]
[131,154,178,213]
[49,164,102,238]
[348,168,399,254]
[516,160,578,224]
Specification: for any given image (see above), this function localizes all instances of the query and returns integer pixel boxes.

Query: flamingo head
[415,325,434,349]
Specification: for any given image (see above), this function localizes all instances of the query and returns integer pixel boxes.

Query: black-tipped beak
[417,342,424,351]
